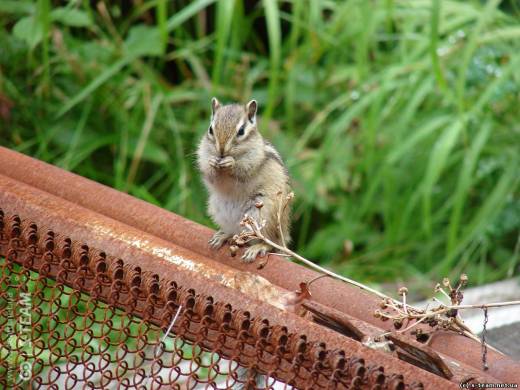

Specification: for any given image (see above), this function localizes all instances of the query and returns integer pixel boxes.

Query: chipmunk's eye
[208,125,213,136]
[237,124,245,137]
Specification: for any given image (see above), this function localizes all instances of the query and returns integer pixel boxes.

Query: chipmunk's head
[199,98,264,175]
[206,97,259,157]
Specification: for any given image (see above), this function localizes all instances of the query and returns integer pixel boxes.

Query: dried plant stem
[438,287,452,301]
[268,252,292,258]
[446,301,520,310]
[239,213,520,356]
[382,316,428,337]
[276,192,287,248]
[246,217,520,314]
[383,301,520,321]
[307,274,329,286]
[454,317,491,347]
[247,218,394,302]
[402,293,408,316]
[142,305,183,387]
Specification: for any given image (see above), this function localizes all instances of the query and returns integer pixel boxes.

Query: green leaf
[387,115,451,164]
[429,0,444,88]
[421,119,464,236]
[212,0,235,85]
[124,25,162,57]
[0,1,34,14]
[437,159,519,274]
[56,57,131,118]
[455,0,501,110]
[51,7,92,27]
[446,121,491,254]
[128,140,169,165]
[12,16,43,49]
[166,0,216,32]
[262,0,281,120]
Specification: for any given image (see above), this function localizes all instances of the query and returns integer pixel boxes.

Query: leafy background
[1,0,519,296]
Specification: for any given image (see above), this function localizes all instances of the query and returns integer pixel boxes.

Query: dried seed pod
[450,290,463,305]
[446,308,458,318]
[255,201,264,209]
[442,277,450,287]
[393,319,403,330]
[440,319,452,328]
[398,287,408,296]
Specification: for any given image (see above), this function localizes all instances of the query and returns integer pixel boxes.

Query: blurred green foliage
[1,0,519,291]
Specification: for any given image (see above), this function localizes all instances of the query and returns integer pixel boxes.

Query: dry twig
[229,193,520,368]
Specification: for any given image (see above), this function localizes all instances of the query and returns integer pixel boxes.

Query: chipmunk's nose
[215,142,224,158]
[216,146,226,159]
[215,139,230,158]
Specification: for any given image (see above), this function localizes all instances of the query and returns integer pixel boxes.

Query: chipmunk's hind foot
[209,230,232,249]
[241,243,271,263]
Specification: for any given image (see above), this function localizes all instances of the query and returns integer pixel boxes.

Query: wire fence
[0,210,429,389]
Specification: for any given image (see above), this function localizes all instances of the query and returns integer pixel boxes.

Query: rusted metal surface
[0,174,291,312]
[0,147,517,388]
[301,301,502,384]
[0,213,446,389]
[0,146,518,384]
[0,174,456,388]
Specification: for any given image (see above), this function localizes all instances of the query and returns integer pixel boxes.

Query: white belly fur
[208,192,249,234]
[206,172,252,235]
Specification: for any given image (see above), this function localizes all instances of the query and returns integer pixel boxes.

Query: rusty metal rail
[0,146,518,388]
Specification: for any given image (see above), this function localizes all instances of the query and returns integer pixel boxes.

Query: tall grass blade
[212,0,235,86]
[437,158,519,275]
[429,0,447,91]
[262,0,281,121]
[455,0,500,111]
[421,119,464,237]
[166,0,216,32]
[446,121,491,254]
[56,57,130,118]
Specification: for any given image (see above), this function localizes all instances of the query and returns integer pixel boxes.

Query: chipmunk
[197,98,291,262]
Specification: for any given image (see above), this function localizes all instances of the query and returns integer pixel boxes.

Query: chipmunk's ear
[211,97,221,116]
[246,99,257,123]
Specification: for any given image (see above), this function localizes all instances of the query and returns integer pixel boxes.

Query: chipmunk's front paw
[209,231,232,249]
[241,243,271,263]
[209,157,220,169]
[218,156,235,169]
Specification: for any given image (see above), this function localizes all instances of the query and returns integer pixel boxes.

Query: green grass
[1,0,519,294]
